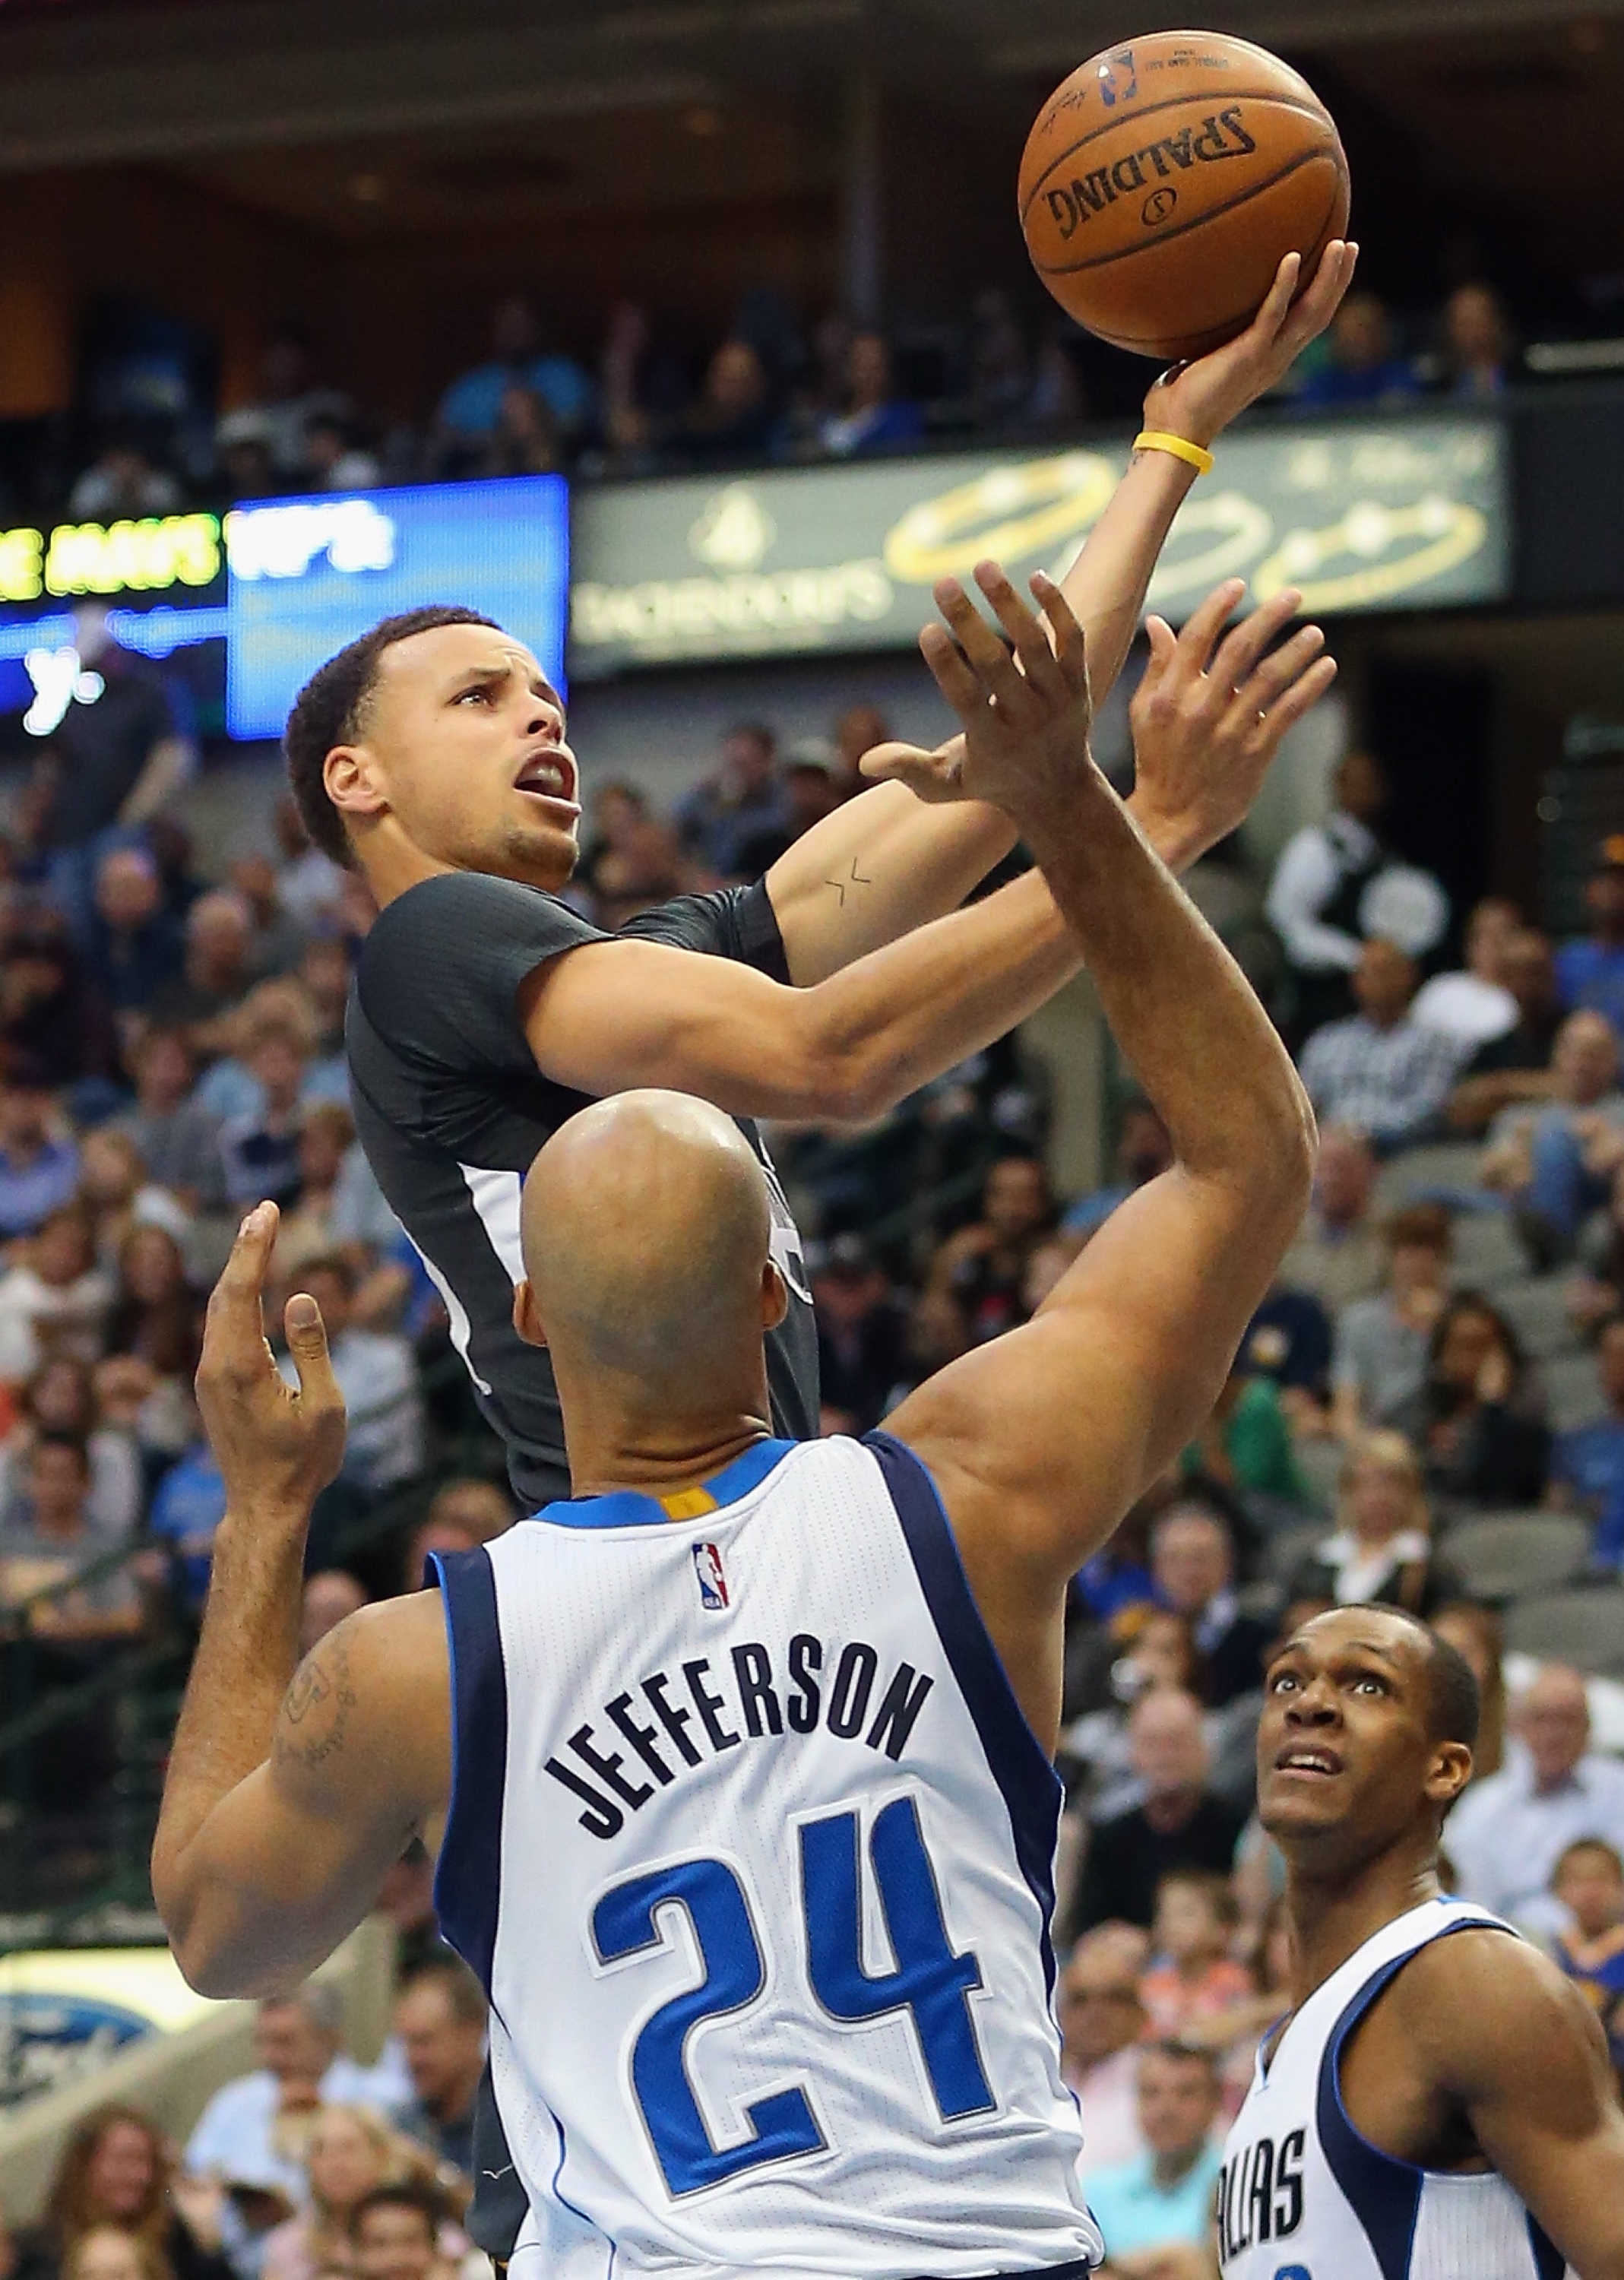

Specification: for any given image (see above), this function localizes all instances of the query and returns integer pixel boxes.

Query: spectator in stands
[260,2107,397,2280]
[67,437,181,522]
[281,1257,423,1499]
[214,409,279,502]
[1298,938,1464,1154]
[1481,1009,1624,1262]
[1447,1664,1624,1937]
[1412,895,1520,1047]
[1064,1609,1210,1817]
[299,1570,369,1655]
[419,1475,511,1547]
[1184,1362,1308,1510]
[1293,290,1419,409]
[36,608,192,952]
[818,332,924,458]
[1446,927,1565,1134]
[0,1434,143,1646]
[273,796,345,935]
[1139,1870,1252,2041]
[147,1423,226,1618]
[1063,1100,1173,1240]
[0,1079,80,1240]
[150,891,257,1053]
[1432,1600,1508,1779]
[1284,1429,1463,1614]
[233,325,353,480]
[187,1987,378,2206]
[1058,1924,1151,2172]
[672,723,790,879]
[1549,1313,1624,1564]
[229,855,305,981]
[831,703,891,802]
[1549,1838,1624,2076]
[1068,1689,1246,1936]
[0,916,118,1095]
[85,847,182,1015]
[0,1357,141,1541]
[14,2104,236,2280]
[375,1844,453,1981]
[1149,1503,1274,1710]
[812,1234,907,1434]
[106,1224,198,1382]
[273,1105,359,1278]
[466,383,563,480]
[1572,1161,1624,1339]
[112,1029,225,1213]
[62,2227,169,2280]
[1083,2041,1226,2266]
[350,2189,444,2280]
[1433,282,1517,399]
[730,758,840,877]
[433,295,594,469]
[1331,1202,1451,1434]
[967,287,1032,432]
[388,1963,486,2180]
[677,339,777,470]
[1278,1123,1387,1313]
[1264,749,1391,1041]
[78,1128,190,1271]
[0,1207,110,1384]
[299,413,381,493]
[1556,847,1624,1036]
[219,1020,309,1211]
[929,1154,1056,1342]
[1391,1290,1551,1506]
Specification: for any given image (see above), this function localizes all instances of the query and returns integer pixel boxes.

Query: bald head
[516,1092,786,1401]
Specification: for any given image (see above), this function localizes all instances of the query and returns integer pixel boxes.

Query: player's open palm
[196,1201,347,1523]
[861,560,1092,822]
[1129,577,1338,863]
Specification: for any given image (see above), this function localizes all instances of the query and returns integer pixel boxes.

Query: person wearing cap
[1556,845,1624,1037]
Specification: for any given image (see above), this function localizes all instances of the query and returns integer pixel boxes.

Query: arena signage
[0,511,223,602]
[568,413,1508,677]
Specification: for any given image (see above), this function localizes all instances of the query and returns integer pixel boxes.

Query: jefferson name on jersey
[544,1626,937,1840]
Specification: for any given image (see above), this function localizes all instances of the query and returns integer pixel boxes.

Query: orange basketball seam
[1030,146,1346,280]
[1081,176,1350,354]
[1018,90,1338,223]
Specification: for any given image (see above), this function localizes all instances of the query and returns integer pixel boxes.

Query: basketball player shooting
[157,565,1316,2278]
[1217,1603,1624,2280]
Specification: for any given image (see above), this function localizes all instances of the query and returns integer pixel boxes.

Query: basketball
[1018,30,1350,363]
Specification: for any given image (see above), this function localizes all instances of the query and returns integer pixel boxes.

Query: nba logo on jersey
[692,1541,729,1610]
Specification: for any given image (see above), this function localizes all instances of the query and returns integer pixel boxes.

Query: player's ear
[1425,1739,1473,1810]
[324,743,388,824]
[761,1261,788,1334]
[513,1278,549,1348]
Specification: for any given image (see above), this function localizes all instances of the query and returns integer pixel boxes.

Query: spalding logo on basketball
[1018,30,1350,363]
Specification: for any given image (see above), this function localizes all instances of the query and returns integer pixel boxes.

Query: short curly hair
[283,605,501,867]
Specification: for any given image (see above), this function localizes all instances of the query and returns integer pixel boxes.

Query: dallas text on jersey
[1217,2127,1306,2263]
[544,1632,936,1840]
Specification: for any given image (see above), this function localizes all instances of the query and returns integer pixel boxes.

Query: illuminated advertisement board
[225,475,568,739]
[568,414,1509,676]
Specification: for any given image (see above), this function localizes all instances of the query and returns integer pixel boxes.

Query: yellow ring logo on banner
[1252,498,1487,613]
[884,452,1118,584]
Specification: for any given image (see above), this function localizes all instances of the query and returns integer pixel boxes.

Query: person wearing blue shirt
[1551,1316,1624,1565]
[0,1079,79,1240]
[148,1436,226,1613]
[1293,290,1420,411]
[433,294,594,458]
[818,332,925,458]
[1085,2041,1227,2265]
[1555,852,1624,1037]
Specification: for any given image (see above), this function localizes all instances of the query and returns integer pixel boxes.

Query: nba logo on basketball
[692,1542,729,1610]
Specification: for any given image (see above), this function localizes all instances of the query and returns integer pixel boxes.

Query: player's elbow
[1257,1076,1319,1223]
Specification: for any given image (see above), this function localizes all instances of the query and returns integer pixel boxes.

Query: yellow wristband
[1133,429,1214,477]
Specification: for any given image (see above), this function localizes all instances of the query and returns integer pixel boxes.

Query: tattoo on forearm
[275,1639,356,1769]
[824,857,874,907]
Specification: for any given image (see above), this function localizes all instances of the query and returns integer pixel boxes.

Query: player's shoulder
[1383,1917,1603,2082]
[362,868,584,957]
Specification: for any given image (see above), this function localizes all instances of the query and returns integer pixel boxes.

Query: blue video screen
[225,475,569,742]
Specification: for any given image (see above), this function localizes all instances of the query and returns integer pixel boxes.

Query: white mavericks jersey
[1218,1897,1570,2280]
[430,1433,1102,2280]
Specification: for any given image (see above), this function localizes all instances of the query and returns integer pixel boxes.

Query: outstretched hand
[196,1202,347,1525]
[1146,237,1359,448]
[1129,579,1338,867]
[860,561,1092,825]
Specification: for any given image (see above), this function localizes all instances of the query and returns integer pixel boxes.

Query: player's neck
[562,1399,777,1503]
[1284,1846,1442,2004]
